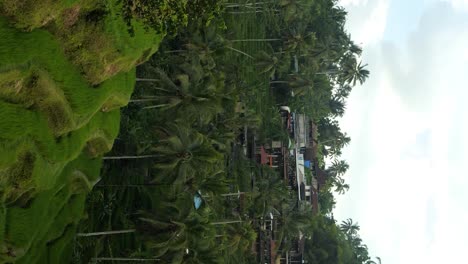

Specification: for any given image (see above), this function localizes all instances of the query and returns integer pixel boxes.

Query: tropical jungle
[0,0,379,263]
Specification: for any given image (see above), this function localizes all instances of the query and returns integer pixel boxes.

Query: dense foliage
[0,0,379,263]
[121,0,224,35]
[73,0,378,263]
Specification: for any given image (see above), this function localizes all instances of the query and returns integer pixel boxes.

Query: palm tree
[230,38,281,42]
[182,215,223,264]
[355,244,371,262]
[211,219,244,225]
[135,77,159,82]
[166,27,255,60]
[223,2,270,8]
[102,154,159,160]
[253,168,290,216]
[254,50,289,78]
[134,67,227,125]
[284,203,313,235]
[77,194,191,239]
[270,74,314,96]
[348,41,363,57]
[318,118,351,157]
[333,177,349,195]
[138,201,242,263]
[183,245,223,264]
[328,159,349,177]
[104,124,223,186]
[340,218,360,238]
[275,201,313,251]
[134,195,195,258]
[340,56,369,86]
[283,26,316,54]
[76,229,136,237]
[366,258,382,264]
[255,50,278,77]
[334,83,353,99]
[95,170,229,196]
[279,0,314,22]
[151,124,223,185]
[182,169,230,196]
[328,96,346,117]
[90,257,160,262]
[221,222,257,253]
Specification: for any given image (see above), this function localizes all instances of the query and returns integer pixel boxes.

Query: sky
[334,0,468,263]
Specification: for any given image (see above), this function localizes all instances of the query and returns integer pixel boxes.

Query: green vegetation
[0,0,169,262]
[0,0,378,263]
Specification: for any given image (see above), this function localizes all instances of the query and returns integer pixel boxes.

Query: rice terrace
[0,0,379,263]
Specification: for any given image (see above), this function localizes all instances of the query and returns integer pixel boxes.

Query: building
[251,108,330,264]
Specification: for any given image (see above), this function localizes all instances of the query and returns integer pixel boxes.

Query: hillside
[0,1,162,262]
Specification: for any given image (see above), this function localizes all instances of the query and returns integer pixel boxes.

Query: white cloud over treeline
[335,1,468,263]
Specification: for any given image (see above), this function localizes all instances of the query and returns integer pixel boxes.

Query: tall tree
[328,159,349,177]
[318,118,351,157]
[340,56,370,86]
[333,177,349,195]
[340,218,360,238]
[328,96,346,117]
[255,50,291,78]
[151,124,223,185]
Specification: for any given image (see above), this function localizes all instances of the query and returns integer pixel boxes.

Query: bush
[122,0,223,35]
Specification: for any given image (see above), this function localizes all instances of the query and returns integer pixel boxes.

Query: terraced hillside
[0,1,162,262]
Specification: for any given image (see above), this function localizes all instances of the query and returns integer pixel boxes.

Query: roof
[259,146,269,164]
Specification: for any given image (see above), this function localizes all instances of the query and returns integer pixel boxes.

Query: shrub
[121,0,223,35]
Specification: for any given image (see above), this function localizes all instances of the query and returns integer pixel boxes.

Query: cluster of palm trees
[340,219,382,264]
[325,159,350,194]
[231,0,368,202]
[73,0,378,262]
[226,0,367,203]
[228,1,376,262]
[74,22,263,262]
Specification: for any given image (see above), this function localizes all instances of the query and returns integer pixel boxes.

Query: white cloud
[444,0,468,11]
[339,0,369,6]
[335,1,468,263]
[339,0,390,46]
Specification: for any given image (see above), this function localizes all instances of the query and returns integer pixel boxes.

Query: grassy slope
[0,1,163,262]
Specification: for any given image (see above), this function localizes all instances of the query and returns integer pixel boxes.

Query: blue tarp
[304,160,311,168]
[194,191,203,209]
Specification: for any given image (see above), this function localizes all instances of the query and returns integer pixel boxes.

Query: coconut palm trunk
[226,46,254,59]
[211,220,243,225]
[161,45,253,59]
[128,98,161,103]
[135,78,159,82]
[91,257,160,262]
[103,155,159,160]
[269,80,289,84]
[95,183,167,188]
[227,10,278,14]
[202,192,246,198]
[224,2,270,8]
[220,192,246,197]
[315,70,339,75]
[231,38,281,42]
[164,50,185,54]
[76,229,136,237]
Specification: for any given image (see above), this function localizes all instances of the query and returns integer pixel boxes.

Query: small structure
[252,109,328,263]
